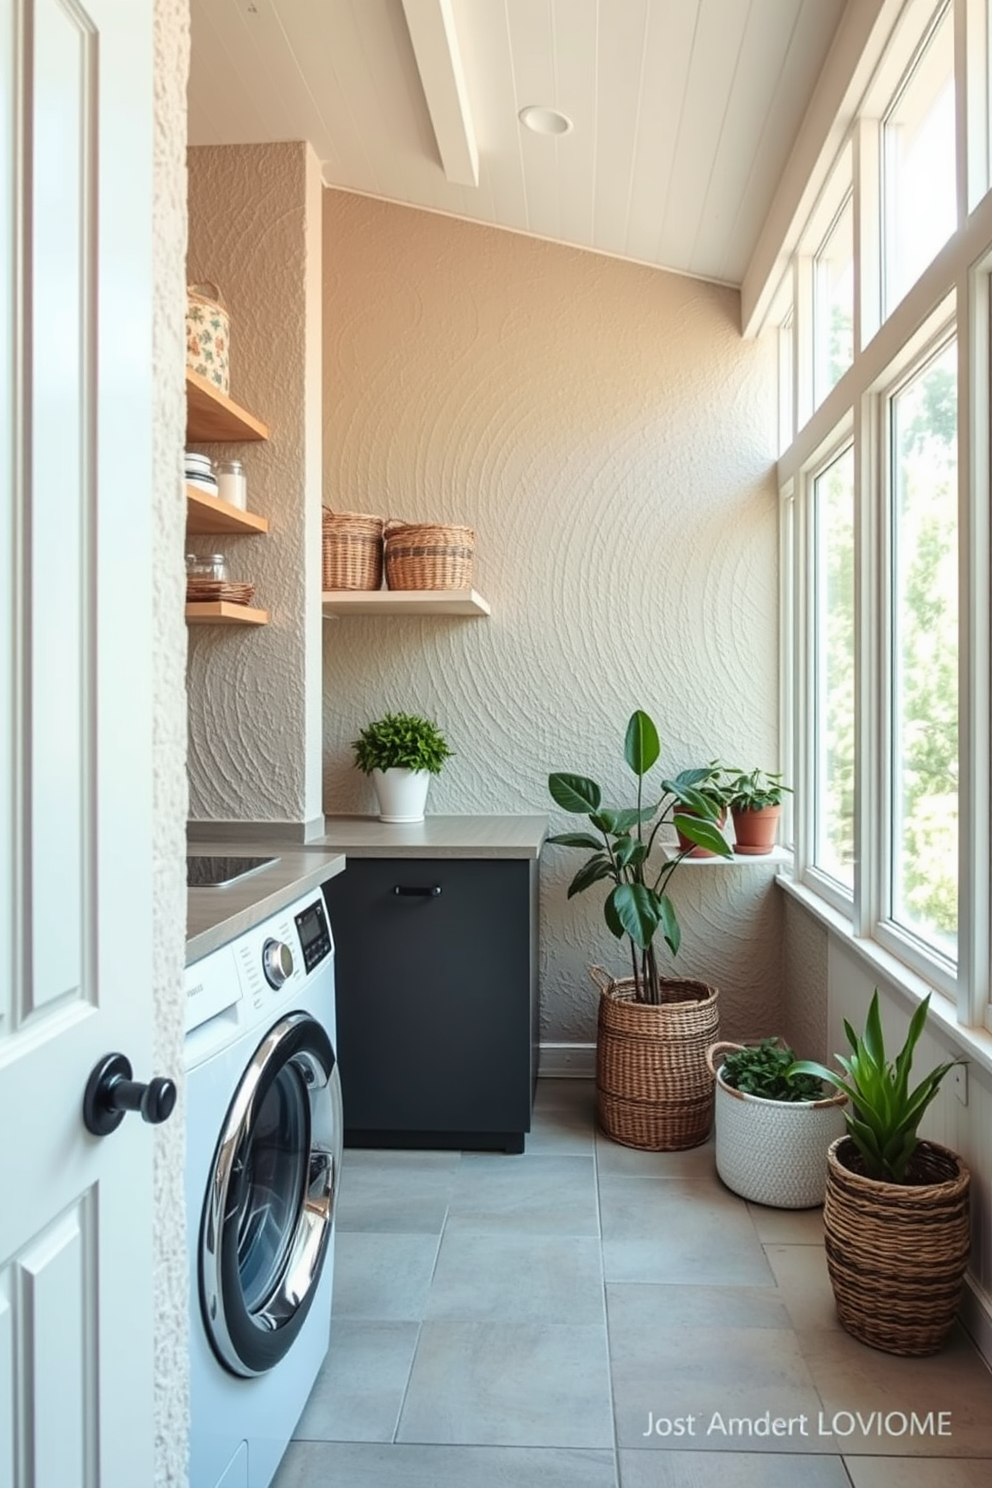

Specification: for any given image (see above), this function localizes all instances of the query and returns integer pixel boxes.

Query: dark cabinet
[322,857,539,1152]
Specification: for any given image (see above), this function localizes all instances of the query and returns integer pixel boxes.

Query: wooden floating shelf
[185,601,269,627]
[321,588,491,617]
[661,844,792,865]
[185,368,269,442]
[186,485,269,535]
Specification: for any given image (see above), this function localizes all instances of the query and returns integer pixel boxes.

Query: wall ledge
[777,874,992,1083]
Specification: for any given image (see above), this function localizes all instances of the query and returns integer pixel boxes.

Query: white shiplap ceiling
[187,0,848,287]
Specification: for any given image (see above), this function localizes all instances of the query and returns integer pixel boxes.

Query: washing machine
[184,874,343,1488]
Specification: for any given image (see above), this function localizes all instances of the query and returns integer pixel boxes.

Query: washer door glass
[200,1011,343,1377]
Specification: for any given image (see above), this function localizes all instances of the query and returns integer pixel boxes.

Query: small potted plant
[790,991,970,1355]
[674,761,733,858]
[547,709,733,1150]
[705,1038,847,1208]
[352,711,452,822]
[725,767,791,854]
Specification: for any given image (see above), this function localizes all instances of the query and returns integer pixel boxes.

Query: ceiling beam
[400,0,479,188]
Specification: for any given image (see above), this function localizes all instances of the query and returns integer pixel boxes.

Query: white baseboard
[539,1042,596,1078]
[962,1274,992,1370]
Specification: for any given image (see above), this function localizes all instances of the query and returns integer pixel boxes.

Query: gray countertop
[185,816,545,963]
[186,847,346,965]
[306,814,547,859]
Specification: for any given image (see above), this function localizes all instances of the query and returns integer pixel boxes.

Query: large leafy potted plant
[790,991,970,1355]
[548,708,732,1150]
[705,1039,847,1208]
[352,711,452,822]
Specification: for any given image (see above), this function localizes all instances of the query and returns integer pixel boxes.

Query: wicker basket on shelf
[321,509,384,591]
[384,521,474,591]
[592,967,720,1151]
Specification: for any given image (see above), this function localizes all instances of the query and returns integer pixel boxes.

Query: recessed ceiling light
[518,105,573,137]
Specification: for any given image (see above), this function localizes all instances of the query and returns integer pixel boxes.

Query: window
[812,446,855,892]
[773,0,989,1017]
[813,193,854,405]
[886,337,958,961]
[778,308,794,454]
[883,2,956,312]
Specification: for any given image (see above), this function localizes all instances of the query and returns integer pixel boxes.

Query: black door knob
[83,1053,177,1137]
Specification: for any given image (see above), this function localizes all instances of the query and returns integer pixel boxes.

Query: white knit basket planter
[709,1048,847,1209]
[371,767,431,823]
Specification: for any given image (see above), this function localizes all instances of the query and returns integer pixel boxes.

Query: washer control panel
[294,897,332,973]
[185,888,336,1056]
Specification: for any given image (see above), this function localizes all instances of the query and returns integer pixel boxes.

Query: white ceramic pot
[371,767,431,823]
[708,1045,847,1208]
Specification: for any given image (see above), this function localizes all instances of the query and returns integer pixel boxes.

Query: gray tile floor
[272,1079,992,1488]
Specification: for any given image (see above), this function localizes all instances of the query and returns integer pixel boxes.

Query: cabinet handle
[392,884,442,897]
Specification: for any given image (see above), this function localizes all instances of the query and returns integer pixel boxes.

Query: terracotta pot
[675,808,727,858]
[731,804,781,855]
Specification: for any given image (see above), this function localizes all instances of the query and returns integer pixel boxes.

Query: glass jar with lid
[186,553,229,582]
[215,460,247,510]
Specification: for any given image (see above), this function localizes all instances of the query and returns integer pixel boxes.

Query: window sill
[776,873,992,1083]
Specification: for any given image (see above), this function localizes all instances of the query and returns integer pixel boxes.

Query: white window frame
[813,189,855,407]
[798,427,857,918]
[871,319,959,999]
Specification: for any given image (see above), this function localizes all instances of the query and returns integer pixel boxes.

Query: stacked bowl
[185,450,217,496]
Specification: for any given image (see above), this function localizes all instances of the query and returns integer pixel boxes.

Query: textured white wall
[152,0,190,1482]
[186,142,323,827]
[781,890,830,1059]
[322,191,784,1043]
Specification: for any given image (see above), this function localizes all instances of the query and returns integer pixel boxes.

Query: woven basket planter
[823,1136,971,1355]
[384,521,474,591]
[593,968,719,1151]
[707,1043,847,1209]
[322,509,384,591]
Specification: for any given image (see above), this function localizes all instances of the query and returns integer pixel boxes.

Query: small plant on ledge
[352,712,452,823]
[674,759,735,857]
[725,766,792,855]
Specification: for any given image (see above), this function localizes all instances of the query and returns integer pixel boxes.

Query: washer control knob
[262,938,294,989]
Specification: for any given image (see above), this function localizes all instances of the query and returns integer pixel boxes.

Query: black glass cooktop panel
[186,855,278,889]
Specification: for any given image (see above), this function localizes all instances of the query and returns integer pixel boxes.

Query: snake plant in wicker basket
[789,990,961,1183]
[790,990,971,1356]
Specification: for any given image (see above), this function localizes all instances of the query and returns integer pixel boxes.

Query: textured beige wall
[780,891,830,1059]
[322,191,784,1043]
[152,0,190,1482]
[186,142,323,828]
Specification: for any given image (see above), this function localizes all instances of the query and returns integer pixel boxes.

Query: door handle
[392,884,442,897]
[83,1052,177,1137]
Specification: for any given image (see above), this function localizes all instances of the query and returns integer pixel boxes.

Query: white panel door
[0,2,159,1486]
